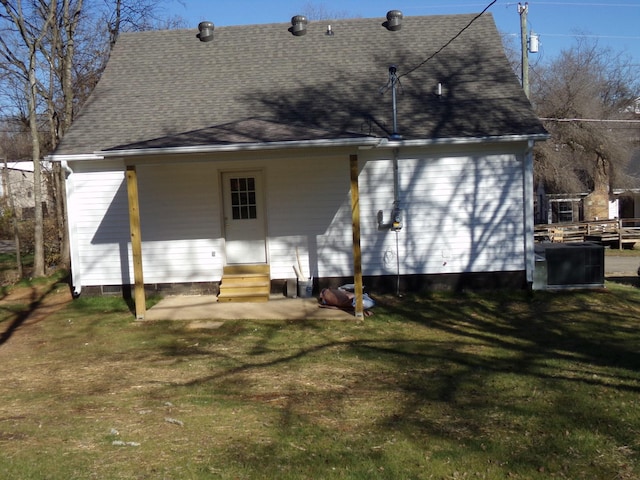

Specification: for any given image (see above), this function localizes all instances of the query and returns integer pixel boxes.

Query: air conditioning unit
[533,242,604,290]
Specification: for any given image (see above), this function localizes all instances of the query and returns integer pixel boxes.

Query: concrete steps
[218,264,270,302]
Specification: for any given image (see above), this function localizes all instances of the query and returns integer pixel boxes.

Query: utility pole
[518,2,530,98]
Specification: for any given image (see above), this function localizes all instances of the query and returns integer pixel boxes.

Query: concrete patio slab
[143,295,357,321]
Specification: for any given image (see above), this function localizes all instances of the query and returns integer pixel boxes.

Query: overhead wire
[503,1,640,46]
[540,118,640,124]
[508,2,640,7]
[398,0,498,80]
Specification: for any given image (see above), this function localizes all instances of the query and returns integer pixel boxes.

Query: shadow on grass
[606,275,640,288]
[0,274,72,347]
[150,289,640,477]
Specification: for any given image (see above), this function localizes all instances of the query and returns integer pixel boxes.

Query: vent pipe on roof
[197,21,214,42]
[289,15,308,36]
[383,10,403,31]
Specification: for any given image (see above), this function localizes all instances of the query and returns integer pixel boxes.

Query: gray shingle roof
[54,13,546,156]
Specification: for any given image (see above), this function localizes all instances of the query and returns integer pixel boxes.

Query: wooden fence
[534,218,640,249]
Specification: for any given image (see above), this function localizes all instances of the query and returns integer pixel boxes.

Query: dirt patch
[185,320,225,330]
[0,283,73,350]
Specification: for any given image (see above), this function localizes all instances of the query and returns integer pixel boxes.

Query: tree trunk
[0,0,58,278]
[56,0,83,269]
[592,154,610,194]
[28,50,45,277]
[53,162,70,268]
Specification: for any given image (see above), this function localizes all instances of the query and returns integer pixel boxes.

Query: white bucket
[297,278,313,298]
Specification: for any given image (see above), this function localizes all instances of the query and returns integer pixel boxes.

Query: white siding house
[0,161,53,219]
[51,12,547,312]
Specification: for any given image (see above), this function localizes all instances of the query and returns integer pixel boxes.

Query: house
[535,148,640,224]
[49,11,548,318]
[0,161,53,219]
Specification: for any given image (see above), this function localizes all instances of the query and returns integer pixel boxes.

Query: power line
[418,1,640,8]
[404,3,496,9]
[539,33,640,40]
[399,0,498,80]
[540,117,640,123]
[518,2,640,7]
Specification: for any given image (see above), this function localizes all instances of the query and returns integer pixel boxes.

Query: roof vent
[383,10,403,31]
[197,21,214,42]
[326,24,334,36]
[289,15,308,36]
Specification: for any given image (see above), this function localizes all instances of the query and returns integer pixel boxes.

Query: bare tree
[40,0,84,269]
[0,0,185,277]
[531,40,639,198]
[101,0,186,49]
[0,0,58,277]
[300,2,357,21]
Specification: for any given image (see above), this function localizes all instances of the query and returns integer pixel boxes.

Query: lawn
[0,276,639,479]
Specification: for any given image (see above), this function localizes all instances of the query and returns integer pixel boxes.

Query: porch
[534,218,640,248]
[143,294,356,322]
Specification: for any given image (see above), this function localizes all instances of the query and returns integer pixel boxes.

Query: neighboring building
[626,97,640,115]
[49,11,548,308]
[535,149,640,224]
[0,161,52,219]
[535,189,640,225]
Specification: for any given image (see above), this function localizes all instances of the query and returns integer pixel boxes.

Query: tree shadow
[0,278,72,347]
[148,290,640,476]
[606,275,640,288]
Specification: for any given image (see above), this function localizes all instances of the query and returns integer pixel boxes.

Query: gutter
[61,160,82,297]
[47,153,104,162]
[523,140,536,287]
[97,137,383,158]
[49,133,549,162]
[372,133,550,149]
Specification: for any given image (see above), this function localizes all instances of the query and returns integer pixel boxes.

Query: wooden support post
[350,154,364,319]
[126,165,146,320]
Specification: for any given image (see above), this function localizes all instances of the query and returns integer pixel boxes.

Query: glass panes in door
[230,177,257,220]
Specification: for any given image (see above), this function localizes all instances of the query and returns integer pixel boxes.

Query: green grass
[1,281,639,479]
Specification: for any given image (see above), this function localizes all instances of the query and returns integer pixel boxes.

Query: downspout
[392,148,402,296]
[62,161,82,297]
[523,140,535,289]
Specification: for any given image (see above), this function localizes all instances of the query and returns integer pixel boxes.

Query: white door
[222,171,267,264]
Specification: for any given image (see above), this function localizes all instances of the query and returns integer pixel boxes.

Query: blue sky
[166,0,640,70]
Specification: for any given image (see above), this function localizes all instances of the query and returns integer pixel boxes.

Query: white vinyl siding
[69,165,131,285]
[66,142,528,290]
[136,163,223,283]
[358,151,525,276]
[266,156,353,280]
[69,162,224,286]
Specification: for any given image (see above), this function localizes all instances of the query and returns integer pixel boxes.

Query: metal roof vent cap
[383,10,403,31]
[289,15,308,36]
[197,21,214,42]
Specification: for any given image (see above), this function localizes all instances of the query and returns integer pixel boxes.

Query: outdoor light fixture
[289,15,308,36]
[197,21,214,42]
[383,10,403,31]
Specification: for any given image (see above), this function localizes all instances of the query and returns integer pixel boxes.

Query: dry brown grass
[1,279,639,479]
